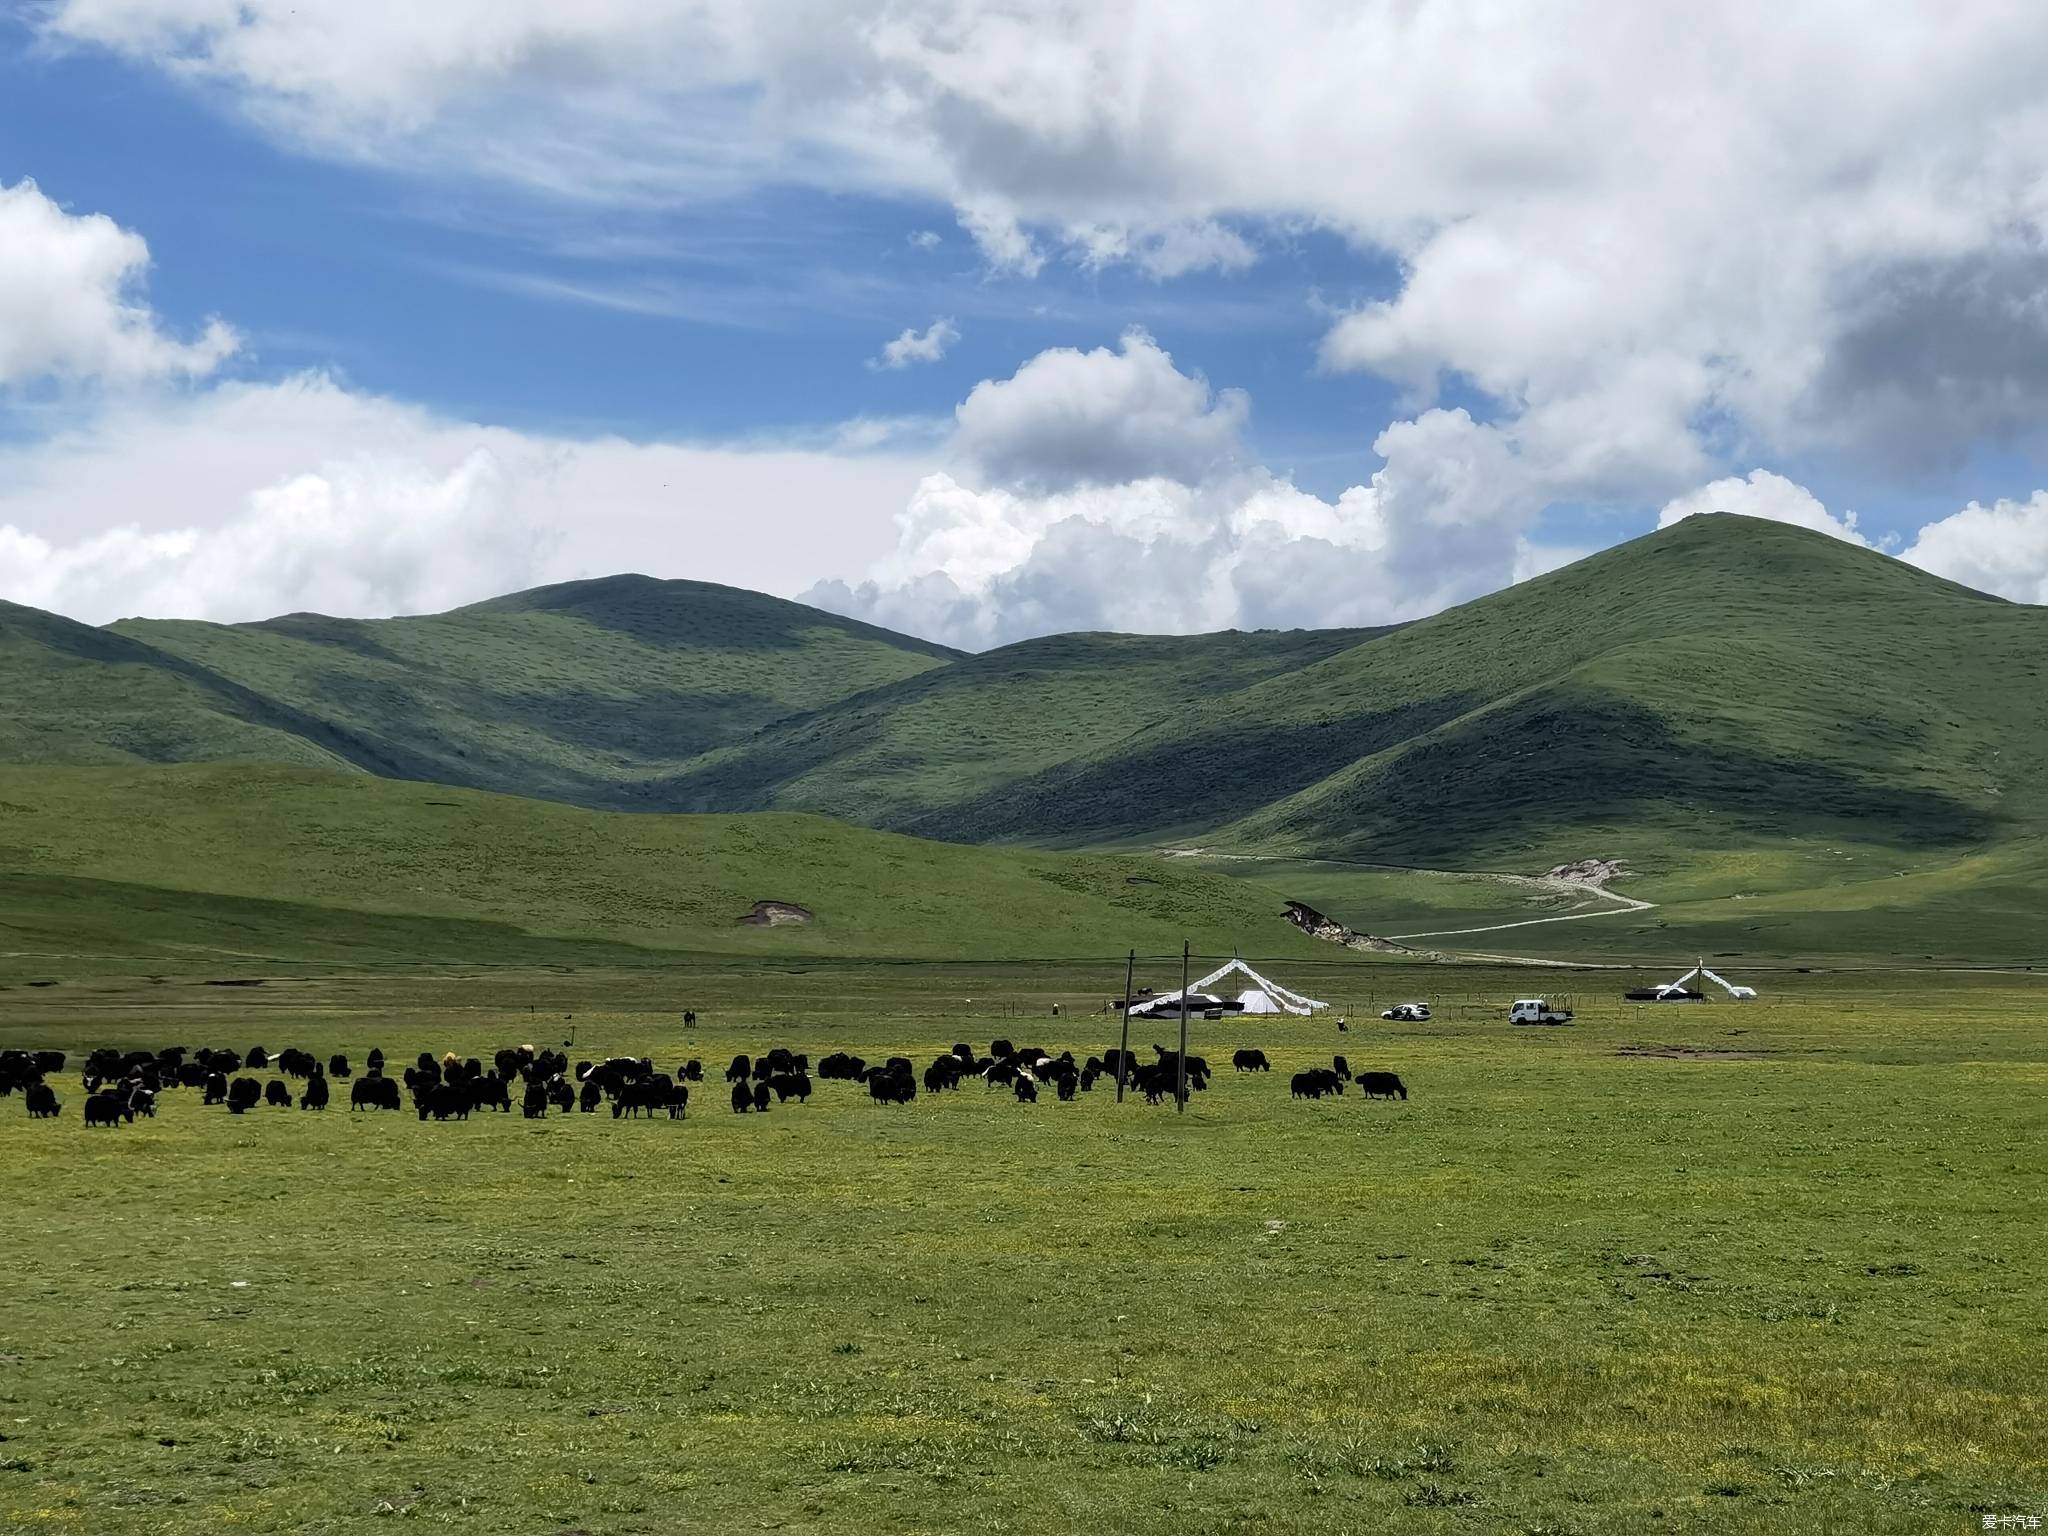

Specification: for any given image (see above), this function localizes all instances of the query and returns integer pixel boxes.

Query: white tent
[1670,963,1758,1000]
[1137,959,1327,1018]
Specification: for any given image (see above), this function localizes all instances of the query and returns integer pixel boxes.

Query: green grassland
[1197,841,2048,967]
[0,765,1328,977]
[1,963,2042,1534]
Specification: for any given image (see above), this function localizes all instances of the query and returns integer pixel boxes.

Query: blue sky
[0,19,1407,472]
[3,4,2048,644]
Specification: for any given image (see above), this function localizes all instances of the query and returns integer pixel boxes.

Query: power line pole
[1176,939,1190,1114]
[1116,949,1134,1104]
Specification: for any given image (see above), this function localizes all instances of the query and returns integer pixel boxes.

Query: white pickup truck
[1509,998,1574,1025]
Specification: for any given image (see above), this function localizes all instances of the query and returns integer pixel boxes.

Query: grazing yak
[84,1091,130,1127]
[264,1080,292,1107]
[1358,1070,1408,1101]
[227,1077,263,1114]
[203,1072,229,1106]
[768,1072,810,1104]
[351,1075,401,1111]
[752,1081,772,1113]
[866,1066,915,1105]
[730,1080,753,1114]
[726,1054,752,1084]
[523,1080,550,1119]
[415,1082,471,1122]
[1014,1076,1038,1104]
[328,1054,352,1079]
[246,1047,271,1070]
[1290,1068,1343,1100]
[26,1082,61,1119]
[682,1059,703,1082]
[1233,1048,1271,1072]
[301,1073,330,1110]
[1332,1055,1352,1083]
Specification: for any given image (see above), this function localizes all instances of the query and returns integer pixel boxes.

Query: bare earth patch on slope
[737,900,814,927]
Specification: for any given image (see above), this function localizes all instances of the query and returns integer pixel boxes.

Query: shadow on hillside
[1284,691,2001,863]
[896,697,1481,844]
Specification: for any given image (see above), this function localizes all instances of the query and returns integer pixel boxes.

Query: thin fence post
[1116,950,1134,1104]
[1176,939,1190,1114]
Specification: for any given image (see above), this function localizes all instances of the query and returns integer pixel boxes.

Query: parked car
[1381,1002,1432,1022]
[1509,998,1574,1025]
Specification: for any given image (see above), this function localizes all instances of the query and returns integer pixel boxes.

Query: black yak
[351,1075,399,1110]
[227,1077,262,1114]
[26,1082,60,1119]
[1232,1048,1271,1072]
[1358,1070,1408,1101]
[731,1080,752,1114]
[264,1080,291,1107]
[726,1054,752,1084]
[84,1091,129,1127]
[752,1081,771,1113]
[301,1074,330,1110]
[328,1054,352,1079]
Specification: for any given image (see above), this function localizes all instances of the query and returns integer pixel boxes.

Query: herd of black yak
[1,1037,1407,1126]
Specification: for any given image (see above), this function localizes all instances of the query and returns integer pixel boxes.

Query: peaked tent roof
[1671,963,1758,999]
[1140,959,1327,1017]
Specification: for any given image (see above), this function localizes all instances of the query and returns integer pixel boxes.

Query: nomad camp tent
[1659,961,1758,1000]
[1131,959,1327,1019]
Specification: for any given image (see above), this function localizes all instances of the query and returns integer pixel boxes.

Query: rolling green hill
[4,515,2046,965]
[104,575,958,804]
[0,765,1328,974]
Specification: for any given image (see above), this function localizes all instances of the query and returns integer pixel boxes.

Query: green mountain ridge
[6,515,2045,910]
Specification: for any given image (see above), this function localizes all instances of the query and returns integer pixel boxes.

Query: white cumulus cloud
[1904,492,2048,605]
[871,317,959,370]
[1658,470,1869,546]
[808,338,1566,648]
[0,178,237,388]
[0,375,922,624]
[48,2,2048,549]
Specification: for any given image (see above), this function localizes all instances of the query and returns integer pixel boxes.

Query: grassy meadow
[2,962,2043,1534]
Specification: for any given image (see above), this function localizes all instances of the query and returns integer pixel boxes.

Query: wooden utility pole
[1176,939,1190,1113]
[1116,949,1134,1104]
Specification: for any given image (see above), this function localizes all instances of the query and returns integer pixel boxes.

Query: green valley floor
[1,963,2042,1534]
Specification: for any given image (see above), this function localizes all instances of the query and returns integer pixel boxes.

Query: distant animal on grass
[1290,1069,1342,1101]
[523,1081,549,1118]
[84,1091,130,1128]
[328,1054,352,1079]
[683,1010,696,1026]
[204,1072,229,1106]
[580,1079,602,1113]
[1358,1071,1408,1101]
[726,1054,751,1084]
[731,1081,753,1114]
[264,1080,292,1107]
[26,1083,61,1119]
[247,1047,270,1069]
[1332,1055,1352,1082]
[682,1059,703,1082]
[352,1075,401,1111]
[300,1074,330,1110]
[1014,1076,1038,1104]
[227,1078,262,1114]
[1233,1049,1271,1072]
[416,1083,470,1122]
[752,1082,772,1113]
[866,1068,915,1105]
